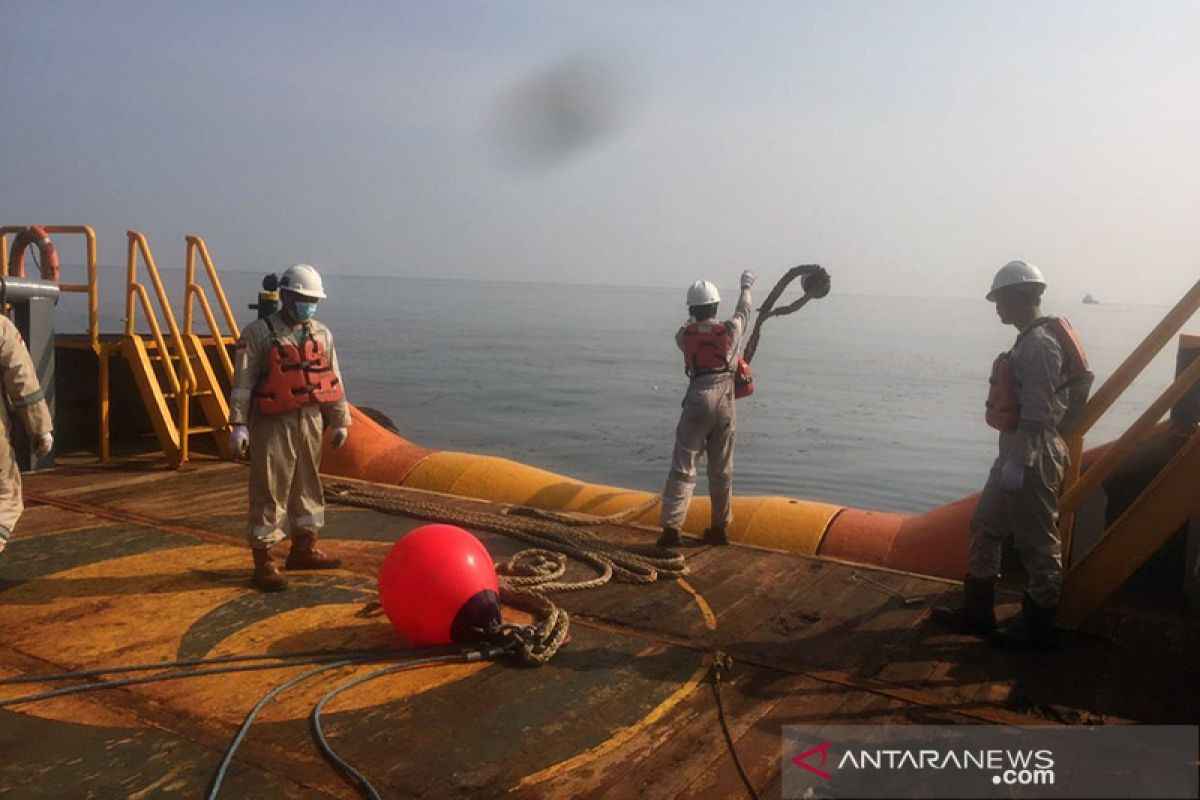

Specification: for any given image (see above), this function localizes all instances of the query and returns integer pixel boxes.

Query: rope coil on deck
[325,481,687,666]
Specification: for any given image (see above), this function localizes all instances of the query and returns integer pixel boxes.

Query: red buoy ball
[378,524,500,645]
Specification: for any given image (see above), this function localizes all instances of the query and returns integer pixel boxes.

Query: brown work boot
[929,575,996,635]
[656,527,682,548]
[703,526,729,546]
[251,547,288,592]
[989,592,1058,650]
[285,532,342,570]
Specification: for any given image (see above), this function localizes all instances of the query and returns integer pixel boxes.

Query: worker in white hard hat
[229,263,351,591]
[657,270,755,548]
[0,315,53,557]
[932,260,1091,649]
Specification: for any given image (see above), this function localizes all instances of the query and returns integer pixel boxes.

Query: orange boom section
[322,405,1119,580]
[319,405,962,575]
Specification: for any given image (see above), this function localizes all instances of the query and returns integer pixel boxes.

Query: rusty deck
[1,459,1196,799]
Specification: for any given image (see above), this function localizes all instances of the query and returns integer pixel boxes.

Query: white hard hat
[987,260,1045,302]
[686,280,721,306]
[278,263,327,299]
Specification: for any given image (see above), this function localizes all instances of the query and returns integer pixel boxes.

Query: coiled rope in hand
[325,482,688,665]
[741,263,831,364]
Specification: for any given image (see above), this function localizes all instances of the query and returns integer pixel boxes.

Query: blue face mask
[293,301,317,321]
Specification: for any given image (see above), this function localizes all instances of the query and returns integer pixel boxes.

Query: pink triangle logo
[791,740,833,780]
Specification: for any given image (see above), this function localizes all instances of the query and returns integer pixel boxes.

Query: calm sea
[68,268,1182,514]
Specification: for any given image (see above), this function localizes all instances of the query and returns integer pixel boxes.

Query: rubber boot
[929,576,996,635]
[657,527,682,548]
[989,592,1058,650]
[285,532,342,570]
[251,547,288,592]
[703,526,729,546]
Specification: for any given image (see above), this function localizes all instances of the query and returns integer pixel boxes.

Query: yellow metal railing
[1,224,112,460]
[1059,278,1200,562]
[183,235,239,381]
[126,230,197,463]
[0,225,100,350]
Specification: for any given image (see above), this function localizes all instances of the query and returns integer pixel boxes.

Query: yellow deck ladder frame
[124,230,207,467]
[1057,277,1200,626]
[0,224,116,461]
[181,235,239,459]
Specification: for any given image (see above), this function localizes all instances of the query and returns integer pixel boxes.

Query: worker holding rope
[657,270,756,548]
[229,264,350,591]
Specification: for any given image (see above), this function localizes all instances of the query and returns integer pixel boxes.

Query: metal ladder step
[161,390,216,399]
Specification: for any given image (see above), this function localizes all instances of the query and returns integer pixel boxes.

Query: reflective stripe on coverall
[0,315,53,553]
[230,311,350,548]
[660,287,752,531]
[969,322,1069,607]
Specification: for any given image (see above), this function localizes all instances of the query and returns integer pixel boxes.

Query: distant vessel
[1083,292,1100,304]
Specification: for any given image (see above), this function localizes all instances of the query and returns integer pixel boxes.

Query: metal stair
[123,230,233,466]
[1057,279,1200,626]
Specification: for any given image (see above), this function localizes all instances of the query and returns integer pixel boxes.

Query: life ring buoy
[8,225,60,282]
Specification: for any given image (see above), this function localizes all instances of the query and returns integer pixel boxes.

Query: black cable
[308,647,506,800]
[710,656,762,800]
[0,646,434,685]
[0,654,380,709]
[0,645,465,708]
[207,659,360,799]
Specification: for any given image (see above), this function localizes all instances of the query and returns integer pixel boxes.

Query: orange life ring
[8,225,60,282]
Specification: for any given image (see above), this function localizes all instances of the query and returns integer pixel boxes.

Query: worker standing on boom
[0,315,53,556]
[229,263,350,591]
[658,270,755,548]
[931,261,1091,649]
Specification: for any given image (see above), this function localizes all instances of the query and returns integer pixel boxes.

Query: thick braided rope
[501,493,661,526]
[324,482,688,665]
[325,483,686,590]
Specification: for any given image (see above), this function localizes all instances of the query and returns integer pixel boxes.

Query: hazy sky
[3,1,1197,303]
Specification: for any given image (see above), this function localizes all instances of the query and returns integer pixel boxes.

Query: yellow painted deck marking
[0,541,489,725]
[512,656,710,791]
[675,578,717,631]
[513,578,717,791]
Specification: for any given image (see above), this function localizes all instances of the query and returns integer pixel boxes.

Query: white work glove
[999,459,1025,492]
[330,426,349,450]
[34,432,53,459]
[230,424,249,458]
[740,270,756,289]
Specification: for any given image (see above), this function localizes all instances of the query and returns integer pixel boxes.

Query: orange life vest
[254,319,344,415]
[682,320,733,377]
[985,317,1092,432]
[682,321,756,399]
[985,353,1019,431]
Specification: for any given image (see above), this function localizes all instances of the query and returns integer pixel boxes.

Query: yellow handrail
[126,230,197,463]
[1073,279,1200,438]
[1,224,109,461]
[1061,356,1200,515]
[128,284,183,396]
[0,224,99,351]
[1059,277,1200,561]
[183,235,239,380]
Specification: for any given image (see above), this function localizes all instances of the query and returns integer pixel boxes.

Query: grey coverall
[968,321,1069,607]
[230,312,351,549]
[0,315,53,554]
[660,287,752,531]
